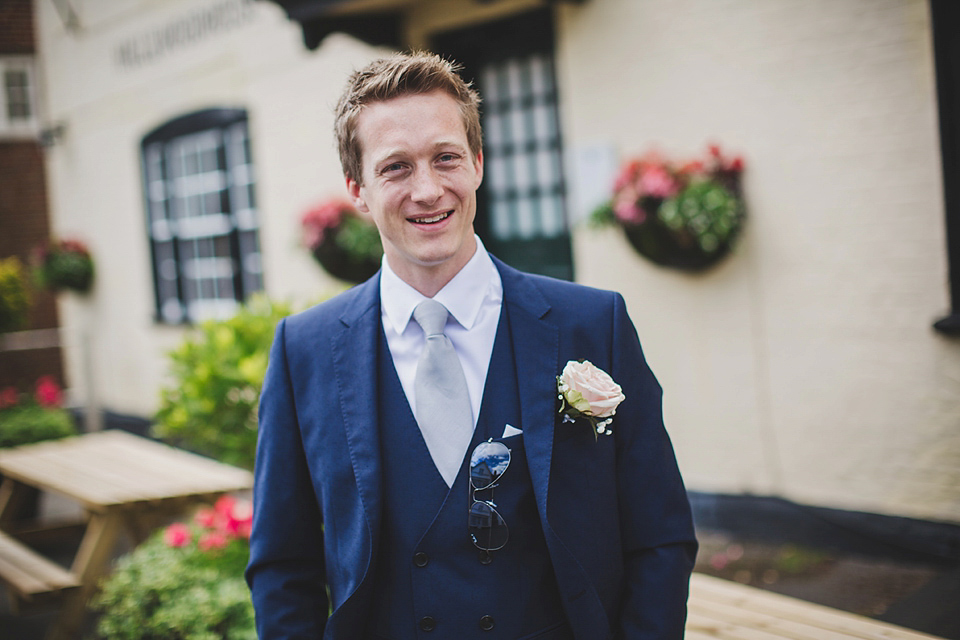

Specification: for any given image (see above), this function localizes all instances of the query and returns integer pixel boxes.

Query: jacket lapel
[494,258,558,523]
[495,259,612,639]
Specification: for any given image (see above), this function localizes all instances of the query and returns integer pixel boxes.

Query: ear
[346,175,370,213]
[473,150,484,187]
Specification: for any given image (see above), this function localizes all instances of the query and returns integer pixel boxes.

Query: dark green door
[433,8,573,281]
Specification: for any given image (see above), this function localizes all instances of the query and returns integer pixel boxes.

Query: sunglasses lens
[468,501,509,551]
[470,441,511,491]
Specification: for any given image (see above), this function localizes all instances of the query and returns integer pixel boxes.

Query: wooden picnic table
[0,429,253,640]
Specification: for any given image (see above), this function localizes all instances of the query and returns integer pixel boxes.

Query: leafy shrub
[0,377,77,448]
[153,295,292,469]
[0,256,31,333]
[94,495,255,640]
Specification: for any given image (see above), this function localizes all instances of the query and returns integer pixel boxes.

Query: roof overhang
[264,0,584,50]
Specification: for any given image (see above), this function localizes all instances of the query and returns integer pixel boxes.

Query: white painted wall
[35,0,960,522]
[36,0,381,416]
[557,0,960,522]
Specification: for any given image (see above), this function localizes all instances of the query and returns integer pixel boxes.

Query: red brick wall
[0,0,36,55]
[0,2,65,391]
[0,142,64,390]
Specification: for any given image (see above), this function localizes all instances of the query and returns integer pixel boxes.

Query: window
[141,109,263,324]
[0,57,37,135]
[434,8,574,280]
[481,54,566,249]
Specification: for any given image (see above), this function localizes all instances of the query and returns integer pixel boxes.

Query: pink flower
[612,187,646,225]
[198,531,229,551]
[0,387,18,409]
[558,360,625,419]
[34,376,62,408]
[301,200,353,249]
[164,523,191,548]
[194,507,217,528]
[214,494,236,518]
[638,165,679,199]
[225,500,253,537]
[235,520,252,540]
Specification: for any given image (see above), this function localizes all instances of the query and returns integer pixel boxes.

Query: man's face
[347,90,483,287]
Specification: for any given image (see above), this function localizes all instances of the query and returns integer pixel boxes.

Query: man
[246,52,697,639]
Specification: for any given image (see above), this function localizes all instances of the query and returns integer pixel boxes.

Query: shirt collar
[380,235,502,334]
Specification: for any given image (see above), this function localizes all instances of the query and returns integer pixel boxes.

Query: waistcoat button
[414,552,429,567]
[420,616,436,632]
[479,550,492,565]
[479,615,495,631]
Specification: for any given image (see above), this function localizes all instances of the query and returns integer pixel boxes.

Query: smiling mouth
[410,211,452,225]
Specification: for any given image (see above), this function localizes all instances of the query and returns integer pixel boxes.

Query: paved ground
[695,530,960,639]
[3,495,958,638]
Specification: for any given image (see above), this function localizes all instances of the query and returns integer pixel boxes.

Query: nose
[410,167,443,205]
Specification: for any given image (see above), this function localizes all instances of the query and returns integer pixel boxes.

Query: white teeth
[413,211,450,224]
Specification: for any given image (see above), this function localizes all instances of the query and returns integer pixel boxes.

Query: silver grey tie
[413,299,474,488]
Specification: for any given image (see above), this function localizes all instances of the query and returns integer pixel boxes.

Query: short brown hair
[334,51,482,184]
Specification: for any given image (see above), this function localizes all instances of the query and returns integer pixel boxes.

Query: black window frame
[141,108,263,324]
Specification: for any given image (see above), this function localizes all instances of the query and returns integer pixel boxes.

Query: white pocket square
[501,424,523,439]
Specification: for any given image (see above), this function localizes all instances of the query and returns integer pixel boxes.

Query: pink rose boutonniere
[557,360,625,439]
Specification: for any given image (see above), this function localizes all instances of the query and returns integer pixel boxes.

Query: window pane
[4,69,31,120]
[143,111,262,323]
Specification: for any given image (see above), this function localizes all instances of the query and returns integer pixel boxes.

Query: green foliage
[0,405,77,448]
[35,239,95,293]
[0,257,31,333]
[334,214,384,265]
[588,202,616,229]
[153,295,292,469]
[658,181,744,253]
[93,525,255,640]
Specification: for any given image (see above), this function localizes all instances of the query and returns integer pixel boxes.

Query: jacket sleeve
[610,293,698,639]
[245,318,329,639]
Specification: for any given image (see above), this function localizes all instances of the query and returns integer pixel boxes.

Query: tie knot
[414,299,450,337]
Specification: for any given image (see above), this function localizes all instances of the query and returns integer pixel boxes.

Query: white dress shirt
[380,236,503,430]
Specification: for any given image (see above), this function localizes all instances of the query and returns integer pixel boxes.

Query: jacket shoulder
[283,276,379,340]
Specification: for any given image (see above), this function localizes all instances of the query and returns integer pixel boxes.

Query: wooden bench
[0,430,253,639]
[0,530,79,612]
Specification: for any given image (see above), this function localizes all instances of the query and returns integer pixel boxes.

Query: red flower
[0,387,18,409]
[164,523,191,548]
[57,239,90,256]
[198,530,229,551]
[34,376,62,408]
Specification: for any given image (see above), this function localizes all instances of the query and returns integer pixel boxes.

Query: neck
[386,238,478,298]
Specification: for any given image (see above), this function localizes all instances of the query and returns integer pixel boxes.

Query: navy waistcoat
[368,306,569,640]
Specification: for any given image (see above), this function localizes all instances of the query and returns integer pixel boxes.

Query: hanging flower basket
[33,238,95,293]
[301,200,383,284]
[592,145,746,272]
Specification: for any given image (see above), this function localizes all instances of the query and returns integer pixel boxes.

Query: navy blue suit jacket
[246,257,698,639]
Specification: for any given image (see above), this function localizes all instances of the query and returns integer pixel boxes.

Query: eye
[437,153,459,164]
[380,162,406,175]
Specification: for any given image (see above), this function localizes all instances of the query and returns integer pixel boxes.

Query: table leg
[0,477,37,526]
[46,512,122,640]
